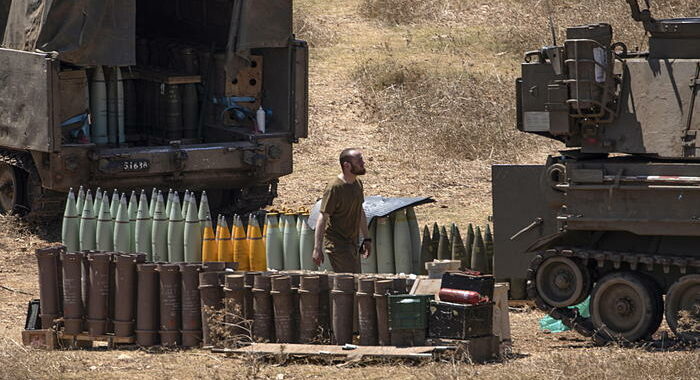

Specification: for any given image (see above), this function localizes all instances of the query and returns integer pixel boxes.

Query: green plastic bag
[539,297,590,333]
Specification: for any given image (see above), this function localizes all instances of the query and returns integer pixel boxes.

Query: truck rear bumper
[39,137,292,191]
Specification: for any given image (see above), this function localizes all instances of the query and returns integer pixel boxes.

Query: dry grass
[352,57,543,161]
[294,3,341,48]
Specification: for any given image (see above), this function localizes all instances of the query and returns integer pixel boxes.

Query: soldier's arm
[359,208,369,239]
[313,212,327,265]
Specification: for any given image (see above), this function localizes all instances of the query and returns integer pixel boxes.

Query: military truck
[493,0,700,343]
[0,0,307,217]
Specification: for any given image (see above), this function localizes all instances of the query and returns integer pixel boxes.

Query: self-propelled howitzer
[493,0,700,343]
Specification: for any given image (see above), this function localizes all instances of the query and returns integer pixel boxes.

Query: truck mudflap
[45,138,292,191]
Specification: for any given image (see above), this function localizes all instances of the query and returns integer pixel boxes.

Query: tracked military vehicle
[0,0,307,217]
[493,0,700,343]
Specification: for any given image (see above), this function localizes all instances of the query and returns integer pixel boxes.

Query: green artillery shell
[471,226,487,273]
[393,209,412,274]
[181,190,190,219]
[298,214,317,271]
[151,192,168,262]
[75,186,85,219]
[183,196,202,262]
[484,224,494,274]
[93,188,103,216]
[62,188,80,252]
[198,190,211,227]
[431,223,440,259]
[135,191,152,260]
[376,216,395,273]
[451,225,468,269]
[165,189,173,221]
[79,190,97,251]
[361,220,378,273]
[437,225,450,260]
[264,213,283,270]
[466,223,475,269]
[128,191,138,252]
[96,195,114,251]
[167,193,184,262]
[419,225,433,275]
[110,189,119,221]
[114,194,131,252]
[406,207,421,275]
[282,213,300,270]
[149,187,157,218]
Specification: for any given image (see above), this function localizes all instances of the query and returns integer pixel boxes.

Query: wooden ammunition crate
[428,301,494,340]
[21,329,57,350]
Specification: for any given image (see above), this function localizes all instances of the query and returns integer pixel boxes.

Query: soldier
[313,148,371,273]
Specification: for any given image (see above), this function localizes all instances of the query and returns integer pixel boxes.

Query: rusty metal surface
[135,263,159,346]
[298,275,320,343]
[271,276,295,343]
[252,274,274,342]
[113,254,138,337]
[199,270,224,347]
[374,280,393,346]
[36,246,63,329]
[61,251,84,334]
[86,252,110,336]
[357,278,378,346]
[224,274,246,338]
[180,263,202,347]
[331,275,355,345]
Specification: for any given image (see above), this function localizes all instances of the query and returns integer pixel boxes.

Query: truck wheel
[0,163,23,214]
[535,256,591,307]
[665,274,700,342]
[590,272,663,342]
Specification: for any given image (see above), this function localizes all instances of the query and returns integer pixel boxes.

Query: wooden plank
[409,278,441,296]
[216,343,450,359]
[226,55,263,110]
[493,283,511,343]
[58,332,135,344]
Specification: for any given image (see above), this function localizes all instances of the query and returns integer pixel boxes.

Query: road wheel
[0,163,23,214]
[665,274,700,342]
[590,272,663,342]
[535,256,591,307]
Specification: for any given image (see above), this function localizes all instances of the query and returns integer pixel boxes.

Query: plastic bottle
[256,106,266,133]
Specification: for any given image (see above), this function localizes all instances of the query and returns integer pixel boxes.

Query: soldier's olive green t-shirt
[320,177,364,246]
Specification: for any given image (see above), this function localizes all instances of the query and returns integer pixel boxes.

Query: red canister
[438,288,486,305]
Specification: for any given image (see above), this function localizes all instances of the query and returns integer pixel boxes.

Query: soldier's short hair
[339,148,359,167]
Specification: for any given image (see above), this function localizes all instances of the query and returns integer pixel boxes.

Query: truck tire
[0,149,63,220]
[0,163,23,214]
